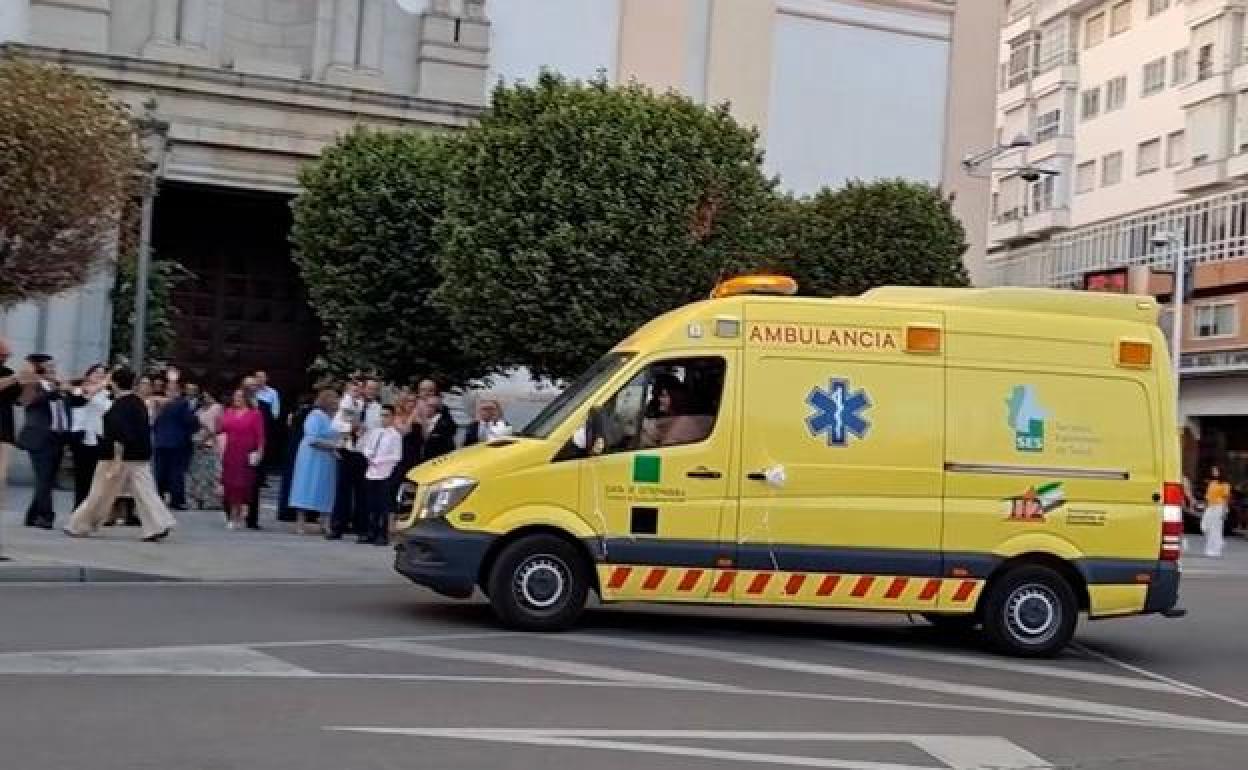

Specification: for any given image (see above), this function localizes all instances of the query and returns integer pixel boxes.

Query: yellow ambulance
[394,276,1185,656]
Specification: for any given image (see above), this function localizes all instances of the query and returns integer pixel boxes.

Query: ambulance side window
[598,356,726,454]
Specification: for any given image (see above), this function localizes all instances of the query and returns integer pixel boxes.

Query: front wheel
[980,565,1078,658]
[486,534,590,631]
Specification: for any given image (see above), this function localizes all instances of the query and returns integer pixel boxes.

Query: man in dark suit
[421,393,458,462]
[151,380,200,511]
[17,353,69,529]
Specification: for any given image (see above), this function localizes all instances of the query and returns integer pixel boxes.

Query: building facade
[984,0,1248,483]
[1,0,997,400]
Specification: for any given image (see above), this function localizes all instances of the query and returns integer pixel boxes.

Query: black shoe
[325,532,343,541]
[356,536,374,544]
[246,523,262,531]
[170,504,188,511]
[124,517,141,527]
[372,539,390,547]
[142,528,170,543]
[35,518,55,530]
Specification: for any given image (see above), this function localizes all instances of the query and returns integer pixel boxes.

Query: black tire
[486,534,590,631]
[922,612,979,632]
[981,565,1078,658]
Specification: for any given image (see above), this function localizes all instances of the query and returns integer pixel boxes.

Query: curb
[0,565,182,583]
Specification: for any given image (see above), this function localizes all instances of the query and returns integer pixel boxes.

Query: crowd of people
[0,335,514,545]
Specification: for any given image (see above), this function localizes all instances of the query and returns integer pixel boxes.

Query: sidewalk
[0,483,403,583]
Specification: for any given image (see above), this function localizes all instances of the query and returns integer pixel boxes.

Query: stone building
[1,0,998,400]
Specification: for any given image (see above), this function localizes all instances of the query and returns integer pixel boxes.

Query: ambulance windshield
[519,352,636,439]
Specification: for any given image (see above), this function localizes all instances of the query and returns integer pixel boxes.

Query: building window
[1005,35,1037,89]
[1167,130,1186,167]
[1084,12,1106,49]
[1034,109,1063,142]
[1138,138,1162,174]
[1194,303,1237,338]
[1142,58,1166,96]
[1110,1,1132,35]
[1198,43,1215,81]
[1172,49,1189,85]
[1082,87,1102,120]
[1106,76,1128,110]
[1076,160,1097,193]
[1038,16,1075,72]
[1029,175,1056,214]
[1148,0,1170,16]
[1103,151,1124,185]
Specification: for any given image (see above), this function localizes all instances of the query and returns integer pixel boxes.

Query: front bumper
[394,518,495,599]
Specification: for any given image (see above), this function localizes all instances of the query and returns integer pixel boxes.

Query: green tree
[291,128,484,385]
[435,73,778,382]
[0,58,137,307]
[109,253,194,365]
[777,179,969,297]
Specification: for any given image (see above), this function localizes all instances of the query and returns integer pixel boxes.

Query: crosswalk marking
[560,634,1248,736]
[348,639,722,688]
[819,641,1195,695]
[326,727,1053,769]
[0,645,311,676]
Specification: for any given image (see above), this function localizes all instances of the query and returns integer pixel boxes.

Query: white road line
[327,727,1054,769]
[561,634,1248,736]
[0,646,312,676]
[0,631,506,657]
[820,641,1194,696]
[349,639,720,688]
[1071,642,1248,710]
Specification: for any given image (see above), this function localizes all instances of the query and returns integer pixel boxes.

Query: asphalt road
[2,572,1247,769]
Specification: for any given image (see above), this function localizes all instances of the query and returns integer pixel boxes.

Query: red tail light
[1160,482,1184,562]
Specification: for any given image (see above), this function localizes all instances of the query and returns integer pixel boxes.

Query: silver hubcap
[514,556,568,610]
[1005,584,1060,644]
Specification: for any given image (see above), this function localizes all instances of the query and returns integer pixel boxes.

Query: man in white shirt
[358,404,402,545]
[329,377,382,539]
[253,370,281,420]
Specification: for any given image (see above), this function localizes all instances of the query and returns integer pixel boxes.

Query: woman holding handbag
[218,388,265,530]
[288,388,341,534]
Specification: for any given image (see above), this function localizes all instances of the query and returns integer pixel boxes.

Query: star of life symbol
[806,378,872,447]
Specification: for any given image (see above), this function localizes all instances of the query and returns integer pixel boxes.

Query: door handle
[687,467,722,479]
[746,471,766,481]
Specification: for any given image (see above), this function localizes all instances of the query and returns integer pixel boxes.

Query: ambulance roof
[860,286,1159,324]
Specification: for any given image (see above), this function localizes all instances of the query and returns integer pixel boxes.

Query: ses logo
[1006,385,1047,453]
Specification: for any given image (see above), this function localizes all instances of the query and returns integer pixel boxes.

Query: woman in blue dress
[288,388,341,534]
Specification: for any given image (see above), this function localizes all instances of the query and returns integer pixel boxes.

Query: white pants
[66,460,176,539]
[1201,503,1227,557]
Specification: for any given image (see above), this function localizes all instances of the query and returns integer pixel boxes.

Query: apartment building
[985,0,1248,485]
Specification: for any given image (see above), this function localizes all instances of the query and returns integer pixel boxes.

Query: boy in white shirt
[359,404,402,545]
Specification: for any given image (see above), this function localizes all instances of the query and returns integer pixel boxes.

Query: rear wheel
[981,565,1078,658]
[486,534,590,631]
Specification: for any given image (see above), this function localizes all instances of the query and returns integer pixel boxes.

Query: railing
[984,187,1248,287]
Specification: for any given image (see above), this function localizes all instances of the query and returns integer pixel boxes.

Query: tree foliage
[0,58,137,307]
[291,128,485,386]
[777,179,969,297]
[110,254,195,366]
[435,73,778,381]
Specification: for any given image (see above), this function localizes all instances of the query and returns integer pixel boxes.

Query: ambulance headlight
[419,477,478,519]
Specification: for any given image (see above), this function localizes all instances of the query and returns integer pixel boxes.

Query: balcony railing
[983,186,1248,287]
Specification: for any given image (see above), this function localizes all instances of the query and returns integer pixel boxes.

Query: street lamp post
[1153,228,1187,413]
[130,98,169,375]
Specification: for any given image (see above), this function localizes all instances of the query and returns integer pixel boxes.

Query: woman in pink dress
[218,388,265,530]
